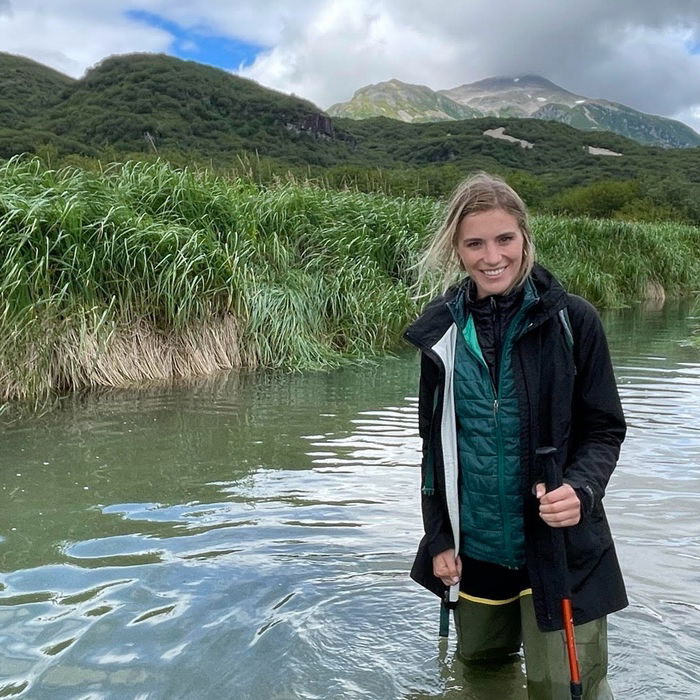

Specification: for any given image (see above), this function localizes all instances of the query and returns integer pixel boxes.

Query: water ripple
[0,308,697,698]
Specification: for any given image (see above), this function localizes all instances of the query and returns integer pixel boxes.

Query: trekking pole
[536,446,583,700]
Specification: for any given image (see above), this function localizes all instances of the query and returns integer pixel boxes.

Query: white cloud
[177,39,198,53]
[238,0,700,120]
[0,2,171,77]
[672,106,700,134]
[239,0,466,107]
[123,0,328,46]
[1,0,700,132]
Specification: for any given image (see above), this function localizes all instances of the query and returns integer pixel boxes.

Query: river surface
[0,302,699,699]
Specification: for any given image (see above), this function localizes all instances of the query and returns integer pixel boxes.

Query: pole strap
[439,601,450,637]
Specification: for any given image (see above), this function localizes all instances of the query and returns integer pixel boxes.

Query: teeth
[482,267,505,277]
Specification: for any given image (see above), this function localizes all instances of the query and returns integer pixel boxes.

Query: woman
[404,173,627,699]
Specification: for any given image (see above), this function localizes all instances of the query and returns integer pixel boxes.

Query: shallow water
[0,301,698,699]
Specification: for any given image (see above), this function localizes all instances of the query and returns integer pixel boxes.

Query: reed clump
[1,156,699,405]
[0,157,433,404]
[533,215,700,308]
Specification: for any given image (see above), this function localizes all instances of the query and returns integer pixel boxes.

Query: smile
[481,266,508,277]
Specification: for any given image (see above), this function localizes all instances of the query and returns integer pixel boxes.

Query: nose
[483,242,502,266]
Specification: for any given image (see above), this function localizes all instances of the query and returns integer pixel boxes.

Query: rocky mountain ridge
[328,75,700,149]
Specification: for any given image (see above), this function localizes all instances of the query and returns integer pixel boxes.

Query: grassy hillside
[2,156,699,408]
[2,51,700,186]
[0,52,355,165]
[339,116,671,180]
[0,53,74,128]
[0,157,430,405]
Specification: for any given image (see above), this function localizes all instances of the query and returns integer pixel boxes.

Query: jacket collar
[404,263,568,350]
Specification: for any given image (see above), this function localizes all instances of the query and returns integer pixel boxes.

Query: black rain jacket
[403,264,628,631]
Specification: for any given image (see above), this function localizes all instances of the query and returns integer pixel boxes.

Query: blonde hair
[417,172,535,296]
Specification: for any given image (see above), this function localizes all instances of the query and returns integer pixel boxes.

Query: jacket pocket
[563,509,609,568]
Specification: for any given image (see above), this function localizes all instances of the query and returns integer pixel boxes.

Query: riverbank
[1,156,699,406]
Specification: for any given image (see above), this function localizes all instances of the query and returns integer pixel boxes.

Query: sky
[2,0,700,132]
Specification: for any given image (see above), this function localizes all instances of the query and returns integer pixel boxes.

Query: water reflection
[0,301,698,698]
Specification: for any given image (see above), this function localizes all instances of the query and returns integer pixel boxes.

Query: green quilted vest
[447,283,537,569]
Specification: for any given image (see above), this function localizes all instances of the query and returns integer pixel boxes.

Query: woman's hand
[432,549,462,586]
[535,483,581,527]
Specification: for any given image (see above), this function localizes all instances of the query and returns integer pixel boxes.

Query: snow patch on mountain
[588,146,623,156]
[483,127,534,149]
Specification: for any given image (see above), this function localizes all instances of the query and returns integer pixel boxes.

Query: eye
[498,235,515,244]
[464,240,481,248]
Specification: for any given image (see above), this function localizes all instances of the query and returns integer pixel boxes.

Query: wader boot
[454,592,614,699]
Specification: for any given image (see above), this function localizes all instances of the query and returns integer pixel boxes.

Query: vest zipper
[493,308,530,566]
[461,334,514,564]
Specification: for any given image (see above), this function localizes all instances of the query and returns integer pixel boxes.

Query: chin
[483,277,515,296]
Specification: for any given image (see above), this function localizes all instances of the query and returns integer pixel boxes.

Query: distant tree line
[3,145,700,227]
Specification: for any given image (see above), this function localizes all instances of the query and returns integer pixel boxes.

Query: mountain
[440,75,583,115]
[0,52,352,165]
[329,75,700,149]
[4,51,700,199]
[327,79,481,122]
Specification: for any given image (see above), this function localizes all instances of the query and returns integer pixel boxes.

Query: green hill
[0,52,354,165]
[2,51,700,221]
[340,115,649,175]
[0,50,665,178]
[0,53,74,128]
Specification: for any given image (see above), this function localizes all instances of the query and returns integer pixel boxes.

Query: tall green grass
[535,215,700,308]
[1,156,698,405]
[0,157,433,404]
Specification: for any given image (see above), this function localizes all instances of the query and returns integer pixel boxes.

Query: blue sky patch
[685,37,700,55]
[126,10,264,70]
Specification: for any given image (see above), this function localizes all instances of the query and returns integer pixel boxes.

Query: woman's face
[456,208,525,299]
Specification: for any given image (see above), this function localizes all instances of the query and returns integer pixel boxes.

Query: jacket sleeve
[418,351,455,556]
[564,297,626,512]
